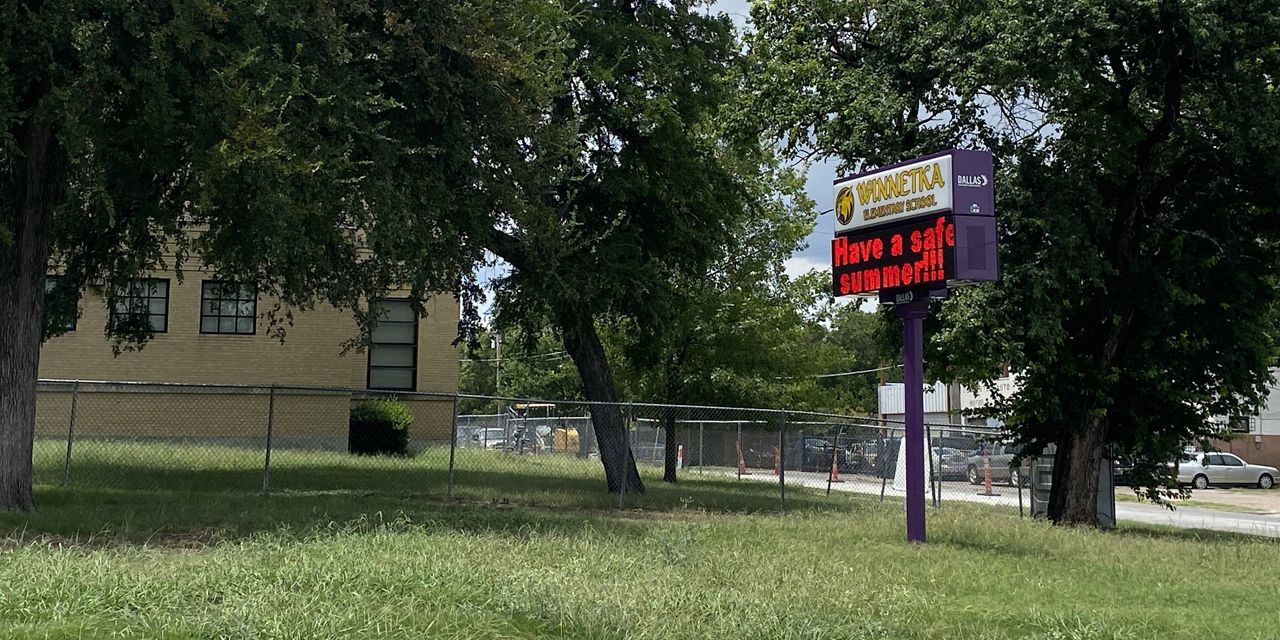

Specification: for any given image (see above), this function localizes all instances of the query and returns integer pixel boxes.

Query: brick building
[1212,372,1280,470]
[36,270,460,448]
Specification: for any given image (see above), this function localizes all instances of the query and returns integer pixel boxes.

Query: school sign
[831,149,998,299]
[830,149,999,545]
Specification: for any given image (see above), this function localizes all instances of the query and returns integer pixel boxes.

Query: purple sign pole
[898,296,928,544]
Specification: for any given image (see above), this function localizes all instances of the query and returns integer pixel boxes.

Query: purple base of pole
[898,297,929,544]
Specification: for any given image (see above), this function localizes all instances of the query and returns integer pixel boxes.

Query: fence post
[261,385,276,494]
[736,421,742,480]
[698,422,704,474]
[652,419,661,466]
[927,423,938,508]
[778,411,787,511]
[828,424,844,497]
[619,402,631,510]
[879,430,890,502]
[447,394,459,498]
[62,380,79,487]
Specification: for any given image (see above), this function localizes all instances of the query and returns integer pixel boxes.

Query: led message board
[832,150,997,297]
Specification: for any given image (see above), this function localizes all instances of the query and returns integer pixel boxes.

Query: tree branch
[488,227,529,272]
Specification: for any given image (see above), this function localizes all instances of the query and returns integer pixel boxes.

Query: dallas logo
[956,174,989,188]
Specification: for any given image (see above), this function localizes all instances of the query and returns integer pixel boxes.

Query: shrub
[349,399,412,456]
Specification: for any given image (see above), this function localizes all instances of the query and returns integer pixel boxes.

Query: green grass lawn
[3,442,1279,639]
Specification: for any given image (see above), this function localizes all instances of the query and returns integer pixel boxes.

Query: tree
[458,327,582,415]
[1,0,558,511]
[813,302,895,415]
[746,0,1280,525]
[483,1,749,494]
[611,156,816,481]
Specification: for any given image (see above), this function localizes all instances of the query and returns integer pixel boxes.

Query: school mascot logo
[835,186,855,226]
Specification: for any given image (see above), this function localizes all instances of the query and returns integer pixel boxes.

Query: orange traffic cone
[773,447,781,476]
[737,441,751,477]
[828,454,844,484]
[979,454,998,496]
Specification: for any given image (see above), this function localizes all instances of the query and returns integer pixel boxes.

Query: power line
[775,364,902,380]
[460,351,569,363]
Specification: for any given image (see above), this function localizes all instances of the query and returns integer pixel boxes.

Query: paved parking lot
[705,467,1280,538]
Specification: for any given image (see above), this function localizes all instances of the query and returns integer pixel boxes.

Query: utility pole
[492,333,503,419]
[493,333,502,394]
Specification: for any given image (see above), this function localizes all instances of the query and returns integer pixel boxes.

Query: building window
[110,279,169,333]
[1228,416,1255,434]
[44,276,76,332]
[200,281,257,335]
[367,299,417,391]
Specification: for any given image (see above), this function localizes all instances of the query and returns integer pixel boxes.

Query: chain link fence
[35,380,1029,512]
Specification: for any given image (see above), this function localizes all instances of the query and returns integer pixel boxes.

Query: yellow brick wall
[36,270,460,447]
[35,384,456,450]
[397,396,458,441]
[38,269,460,393]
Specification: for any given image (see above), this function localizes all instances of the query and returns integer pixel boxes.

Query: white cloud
[782,255,882,312]
[783,255,829,280]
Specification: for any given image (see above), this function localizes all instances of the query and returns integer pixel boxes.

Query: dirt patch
[1187,488,1280,514]
[1118,487,1280,515]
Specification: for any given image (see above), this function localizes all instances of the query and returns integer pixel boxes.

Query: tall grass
[2,441,1277,639]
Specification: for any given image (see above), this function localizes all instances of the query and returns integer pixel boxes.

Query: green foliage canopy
[745,0,1280,516]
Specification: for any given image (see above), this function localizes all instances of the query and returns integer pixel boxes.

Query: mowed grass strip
[1,442,1277,639]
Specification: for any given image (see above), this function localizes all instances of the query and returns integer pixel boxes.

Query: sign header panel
[832,150,994,235]
[834,155,952,234]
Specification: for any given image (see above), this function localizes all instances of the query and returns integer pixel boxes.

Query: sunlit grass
[1,441,1277,639]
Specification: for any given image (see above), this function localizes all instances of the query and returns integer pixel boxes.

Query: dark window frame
[366,299,419,391]
[1228,416,1254,434]
[109,278,170,334]
[199,280,258,335]
[44,275,77,332]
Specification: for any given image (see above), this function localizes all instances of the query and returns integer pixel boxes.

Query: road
[707,467,1280,538]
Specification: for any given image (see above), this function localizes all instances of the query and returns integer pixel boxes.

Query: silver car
[470,427,509,449]
[1177,452,1277,490]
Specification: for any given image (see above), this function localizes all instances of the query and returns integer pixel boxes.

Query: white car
[1176,452,1277,490]
[471,428,509,449]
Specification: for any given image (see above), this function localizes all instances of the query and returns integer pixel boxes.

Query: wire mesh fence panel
[622,404,796,511]
[780,412,900,503]
[923,422,1026,510]
[783,413,1011,510]
[262,387,454,496]
[32,379,1028,516]
[449,398,614,507]
[33,381,76,487]
[58,381,270,493]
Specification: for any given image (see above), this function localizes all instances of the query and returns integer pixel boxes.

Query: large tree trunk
[1047,415,1108,525]
[559,312,644,494]
[1,111,63,513]
[488,227,644,494]
[662,406,677,483]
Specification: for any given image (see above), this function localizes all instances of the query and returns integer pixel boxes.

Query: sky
[712,0,839,280]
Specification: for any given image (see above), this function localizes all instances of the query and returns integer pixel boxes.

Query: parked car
[844,439,882,471]
[965,442,1031,486]
[933,447,970,480]
[1176,452,1277,490]
[471,427,508,450]
[787,436,848,473]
